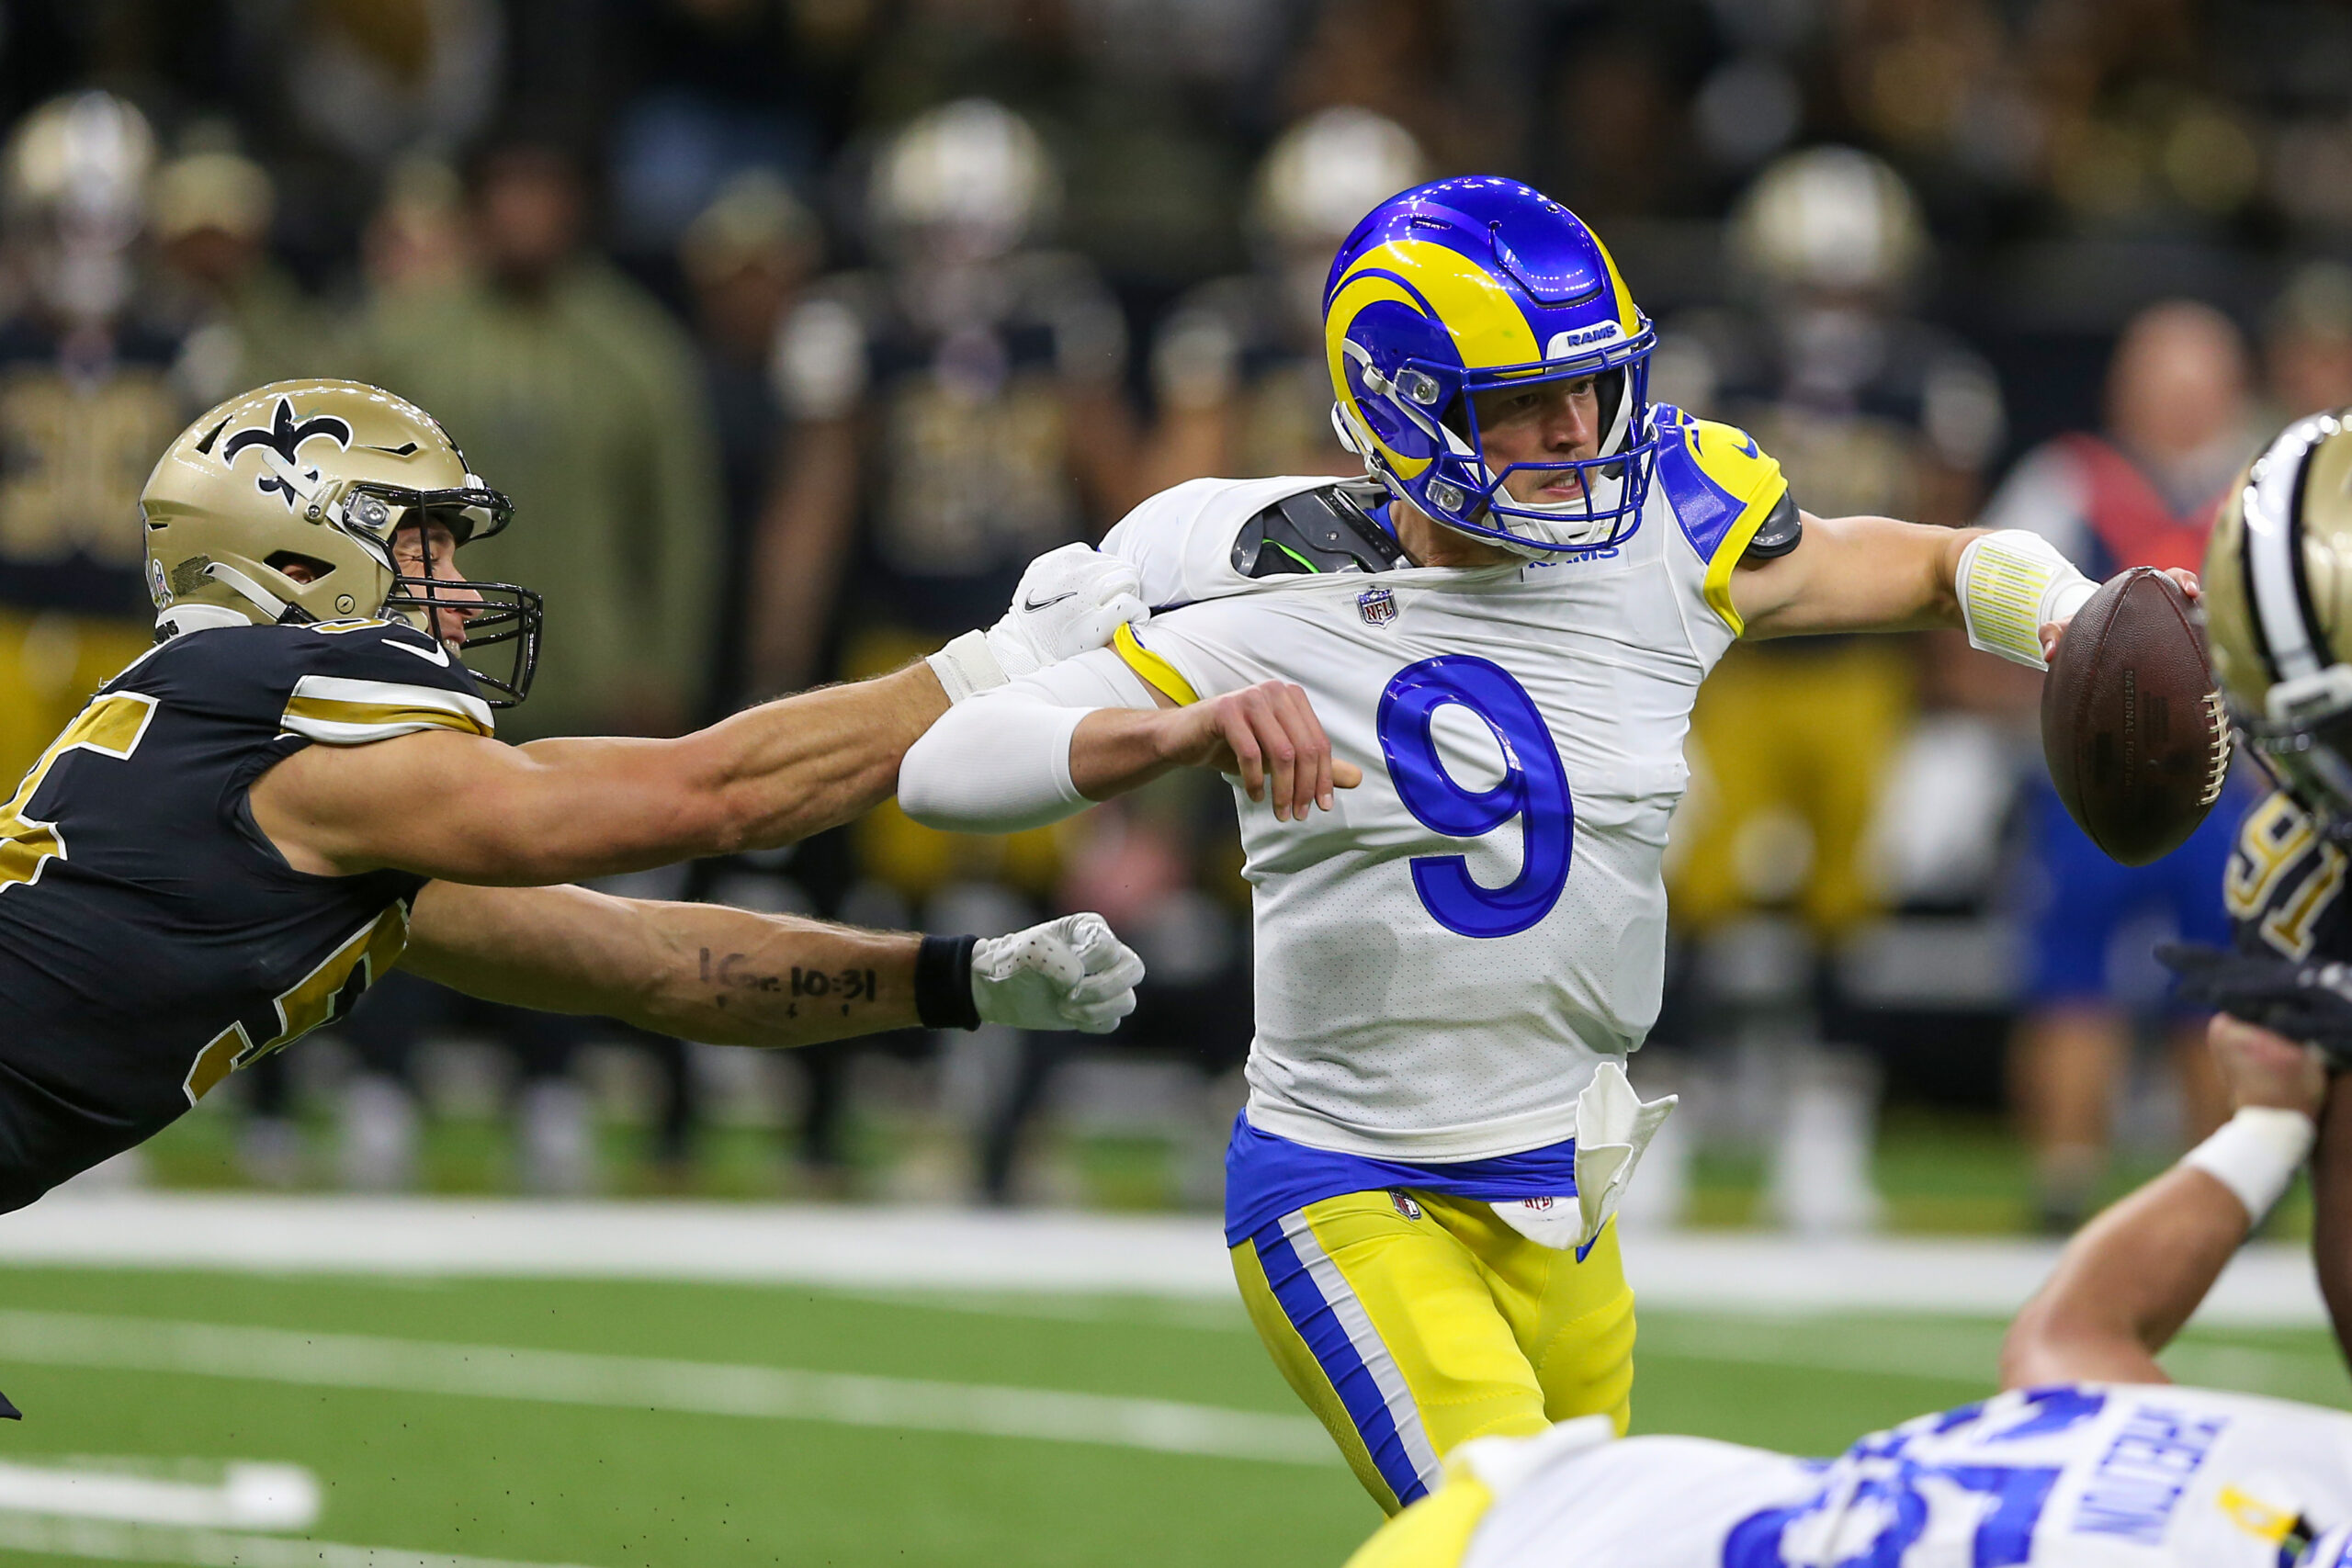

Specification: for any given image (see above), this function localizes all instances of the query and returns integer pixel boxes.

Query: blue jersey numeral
[1374,656,1573,939]
[1725,1461,2061,1568]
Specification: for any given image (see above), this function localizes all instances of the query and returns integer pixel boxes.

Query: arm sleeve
[898,649,1159,833]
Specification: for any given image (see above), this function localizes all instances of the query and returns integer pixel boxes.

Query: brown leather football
[2041,566,2231,866]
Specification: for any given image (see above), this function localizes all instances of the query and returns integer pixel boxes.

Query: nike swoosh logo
[386,637,451,668]
[1022,591,1078,612]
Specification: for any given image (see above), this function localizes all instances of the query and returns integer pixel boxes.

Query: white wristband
[2181,1105,2317,1222]
[926,629,1010,705]
[1954,530,2098,671]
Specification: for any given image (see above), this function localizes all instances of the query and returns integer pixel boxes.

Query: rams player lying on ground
[0,378,1335,1212]
[1339,1016,2352,1568]
[899,176,2198,1512]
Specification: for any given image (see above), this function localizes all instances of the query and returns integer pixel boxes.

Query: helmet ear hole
[263,550,334,584]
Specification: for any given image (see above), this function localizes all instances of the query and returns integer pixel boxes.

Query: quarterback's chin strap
[1954,529,2098,671]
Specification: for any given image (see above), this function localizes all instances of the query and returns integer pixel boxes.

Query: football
[2041,566,2232,866]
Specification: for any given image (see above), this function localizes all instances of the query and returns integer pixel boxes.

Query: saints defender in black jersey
[0,378,1350,1212]
[2147,410,2352,1353]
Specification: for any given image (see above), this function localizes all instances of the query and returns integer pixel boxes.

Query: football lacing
[2201,688,2232,807]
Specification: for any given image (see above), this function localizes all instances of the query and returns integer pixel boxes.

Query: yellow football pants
[1229,1190,1634,1515]
[0,610,153,789]
[1673,638,1914,937]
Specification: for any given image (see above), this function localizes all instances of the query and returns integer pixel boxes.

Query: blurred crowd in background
[6,0,2352,1229]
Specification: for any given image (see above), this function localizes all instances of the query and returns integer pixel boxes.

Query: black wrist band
[916,934,981,1031]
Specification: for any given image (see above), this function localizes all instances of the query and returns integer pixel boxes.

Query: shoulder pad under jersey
[129,618,494,745]
[1653,409,1794,566]
[1229,480,1407,580]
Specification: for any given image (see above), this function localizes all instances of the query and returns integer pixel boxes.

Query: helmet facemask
[1340,327,1659,558]
[2213,410,2352,835]
[336,481,543,707]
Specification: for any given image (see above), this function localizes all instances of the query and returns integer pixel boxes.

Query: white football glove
[971,912,1145,1034]
[926,544,1148,703]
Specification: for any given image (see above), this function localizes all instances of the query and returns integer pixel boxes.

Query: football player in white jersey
[898,176,2176,1511]
[1339,1019,2352,1568]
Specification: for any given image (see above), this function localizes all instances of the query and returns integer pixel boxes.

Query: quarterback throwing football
[899,177,2188,1509]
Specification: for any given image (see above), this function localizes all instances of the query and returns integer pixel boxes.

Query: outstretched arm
[1731,513,1981,639]
[254,662,948,884]
[402,881,1143,1044]
[253,547,1153,885]
[1730,511,2202,659]
[1998,1016,2326,1388]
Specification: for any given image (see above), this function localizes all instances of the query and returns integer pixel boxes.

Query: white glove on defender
[972,913,1146,1034]
[927,545,1148,704]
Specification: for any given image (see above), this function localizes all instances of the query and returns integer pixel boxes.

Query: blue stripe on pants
[1251,1213,1434,1506]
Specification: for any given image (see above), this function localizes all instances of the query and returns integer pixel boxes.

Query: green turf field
[0,1266,2345,1568]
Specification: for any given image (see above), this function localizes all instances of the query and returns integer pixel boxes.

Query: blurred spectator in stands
[1278,0,1498,175]
[0,92,192,1190]
[1662,147,2006,1235]
[359,156,472,303]
[763,98,1131,1195]
[1985,299,2256,1233]
[1139,107,1422,497]
[0,92,188,792]
[341,127,725,1193]
[2266,261,2352,421]
[358,130,723,743]
[679,169,820,715]
[152,142,330,405]
[672,167,861,1192]
[606,0,860,259]
[281,0,502,171]
[1533,2,1721,223]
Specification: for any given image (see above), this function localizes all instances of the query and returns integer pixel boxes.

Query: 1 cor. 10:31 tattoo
[699,949,879,1016]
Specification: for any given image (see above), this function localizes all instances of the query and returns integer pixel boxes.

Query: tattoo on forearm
[698,948,882,1017]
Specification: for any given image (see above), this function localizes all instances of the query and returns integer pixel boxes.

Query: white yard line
[0,1193,2330,1325]
[0,1512,599,1568]
[0,1311,1337,1468]
[0,1461,317,1531]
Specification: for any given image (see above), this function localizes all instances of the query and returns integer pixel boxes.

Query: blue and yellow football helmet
[1324,176,1658,555]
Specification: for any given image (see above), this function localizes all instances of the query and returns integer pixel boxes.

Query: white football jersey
[1076,412,1789,1159]
[1419,1383,2352,1568]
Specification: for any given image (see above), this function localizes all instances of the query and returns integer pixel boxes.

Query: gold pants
[1672,638,1914,935]
[0,610,153,788]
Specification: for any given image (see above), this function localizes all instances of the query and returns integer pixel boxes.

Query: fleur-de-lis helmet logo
[220,397,354,507]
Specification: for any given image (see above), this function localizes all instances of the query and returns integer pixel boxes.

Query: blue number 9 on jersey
[1376,656,1573,939]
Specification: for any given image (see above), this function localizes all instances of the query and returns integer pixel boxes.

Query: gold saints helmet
[2204,410,2352,825]
[139,378,541,705]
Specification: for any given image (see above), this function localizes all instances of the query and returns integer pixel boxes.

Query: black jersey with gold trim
[2225,789,2352,964]
[0,617,492,1210]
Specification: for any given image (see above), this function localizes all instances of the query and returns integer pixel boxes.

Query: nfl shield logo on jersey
[1389,1190,1422,1221]
[1358,587,1398,626]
